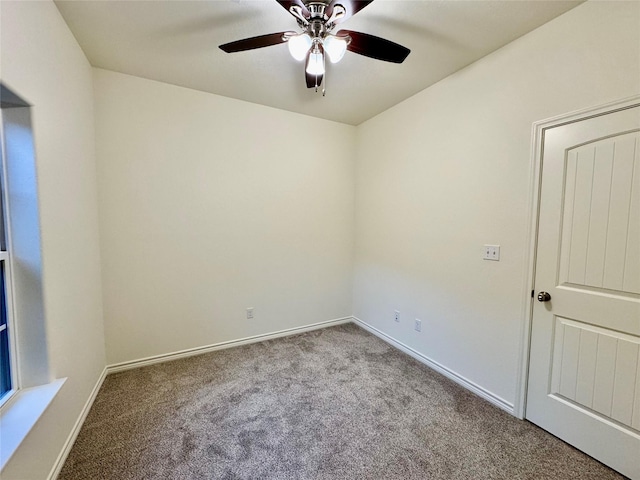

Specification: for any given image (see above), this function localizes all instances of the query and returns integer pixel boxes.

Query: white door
[526,103,640,480]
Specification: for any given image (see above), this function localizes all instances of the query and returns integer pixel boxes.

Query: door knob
[537,291,551,302]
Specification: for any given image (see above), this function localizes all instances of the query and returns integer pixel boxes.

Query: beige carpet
[59,324,625,479]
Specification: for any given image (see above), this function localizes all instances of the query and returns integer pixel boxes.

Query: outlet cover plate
[483,245,500,261]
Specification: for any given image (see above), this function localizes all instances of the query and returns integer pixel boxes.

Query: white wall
[0,1,106,478]
[93,69,356,365]
[353,0,640,409]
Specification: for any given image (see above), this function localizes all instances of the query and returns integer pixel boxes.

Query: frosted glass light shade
[305,51,325,75]
[323,35,347,63]
[288,33,312,61]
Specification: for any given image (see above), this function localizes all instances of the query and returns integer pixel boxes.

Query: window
[0,109,15,404]
[0,262,11,399]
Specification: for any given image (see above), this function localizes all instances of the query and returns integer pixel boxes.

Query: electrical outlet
[414,318,422,332]
[246,307,254,320]
[394,310,400,322]
[483,245,500,261]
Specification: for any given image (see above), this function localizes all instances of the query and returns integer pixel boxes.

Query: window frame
[0,85,66,471]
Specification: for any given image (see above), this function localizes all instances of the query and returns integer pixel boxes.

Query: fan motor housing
[306,2,328,20]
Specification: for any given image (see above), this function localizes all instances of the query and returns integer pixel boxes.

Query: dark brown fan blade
[219,32,291,53]
[305,50,324,89]
[305,70,324,88]
[275,0,310,18]
[326,0,373,23]
[339,29,410,63]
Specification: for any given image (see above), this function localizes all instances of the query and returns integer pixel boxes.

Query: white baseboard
[352,316,515,415]
[107,317,353,374]
[48,367,107,480]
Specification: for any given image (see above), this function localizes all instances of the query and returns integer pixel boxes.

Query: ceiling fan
[219,0,410,95]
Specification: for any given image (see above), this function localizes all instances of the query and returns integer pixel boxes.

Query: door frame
[514,94,640,419]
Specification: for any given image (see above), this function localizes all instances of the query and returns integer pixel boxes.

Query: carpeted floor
[59,324,625,479]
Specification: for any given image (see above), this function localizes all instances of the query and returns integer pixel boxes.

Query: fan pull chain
[322,50,326,96]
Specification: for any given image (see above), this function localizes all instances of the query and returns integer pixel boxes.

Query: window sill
[0,378,66,470]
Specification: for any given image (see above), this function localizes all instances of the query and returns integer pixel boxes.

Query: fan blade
[275,0,310,19]
[219,32,292,53]
[339,29,410,63]
[327,0,373,24]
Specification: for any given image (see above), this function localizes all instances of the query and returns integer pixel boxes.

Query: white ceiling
[55,0,582,125]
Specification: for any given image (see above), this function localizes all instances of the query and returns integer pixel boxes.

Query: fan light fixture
[289,33,347,66]
[288,33,312,61]
[323,35,347,63]
[306,50,325,75]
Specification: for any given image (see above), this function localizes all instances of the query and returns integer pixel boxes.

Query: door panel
[559,132,640,294]
[550,317,640,429]
[526,104,640,480]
